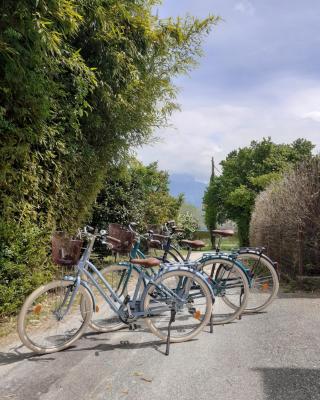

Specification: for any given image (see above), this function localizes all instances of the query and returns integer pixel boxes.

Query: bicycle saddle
[180,240,205,249]
[212,229,234,237]
[130,258,161,268]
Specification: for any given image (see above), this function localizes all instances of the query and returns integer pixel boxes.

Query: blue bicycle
[88,223,249,332]
[17,227,213,354]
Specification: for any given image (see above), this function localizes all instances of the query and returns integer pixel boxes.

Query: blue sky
[137,0,320,182]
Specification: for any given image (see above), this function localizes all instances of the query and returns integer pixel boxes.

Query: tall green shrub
[0,1,217,316]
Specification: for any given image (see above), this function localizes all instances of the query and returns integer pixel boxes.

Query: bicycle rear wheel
[18,280,92,354]
[142,268,212,343]
[199,258,249,324]
[236,253,279,312]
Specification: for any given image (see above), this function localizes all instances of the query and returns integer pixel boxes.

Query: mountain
[169,173,207,208]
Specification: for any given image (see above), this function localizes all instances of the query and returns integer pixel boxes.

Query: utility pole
[209,156,216,249]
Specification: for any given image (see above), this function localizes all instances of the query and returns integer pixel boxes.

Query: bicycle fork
[55,276,81,320]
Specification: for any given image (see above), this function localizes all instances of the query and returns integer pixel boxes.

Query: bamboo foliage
[0,1,218,316]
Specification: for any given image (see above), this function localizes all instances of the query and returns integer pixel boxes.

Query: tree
[204,138,314,246]
[203,157,219,247]
[0,1,218,316]
[177,211,199,239]
[179,202,205,229]
[91,160,183,230]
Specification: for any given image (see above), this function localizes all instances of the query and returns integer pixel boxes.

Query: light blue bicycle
[17,227,214,355]
[88,223,249,332]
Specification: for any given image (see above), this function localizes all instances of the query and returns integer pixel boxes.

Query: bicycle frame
[62,235,198,322]
[148,232,256,289]
[132,237,247,295]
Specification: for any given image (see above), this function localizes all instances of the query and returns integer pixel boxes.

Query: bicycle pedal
[129,323,139,330]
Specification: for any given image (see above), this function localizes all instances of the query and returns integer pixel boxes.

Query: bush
[250,157,320,278]
[0,220,55,317]
[178,212,200,239]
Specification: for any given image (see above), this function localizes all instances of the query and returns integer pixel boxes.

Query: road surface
[1,292,320,400]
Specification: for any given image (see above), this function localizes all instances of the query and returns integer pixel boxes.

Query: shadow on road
[68,336,197,356]
[0,345,56,366]
[255,367,320,400]
[0,331,196,366]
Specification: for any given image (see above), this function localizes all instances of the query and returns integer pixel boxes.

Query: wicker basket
[52,232,83,266]
[108,223,135,254]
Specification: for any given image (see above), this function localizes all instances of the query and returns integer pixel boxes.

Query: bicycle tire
[142,267,213,343]
[198,257,249,324]
[236,252,279,312]
[18,280,92,354]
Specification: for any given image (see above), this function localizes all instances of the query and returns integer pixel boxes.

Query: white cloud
[303,112,320,122]
[137,78,320,183]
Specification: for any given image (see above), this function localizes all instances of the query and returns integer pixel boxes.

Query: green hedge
[0,1,216,317]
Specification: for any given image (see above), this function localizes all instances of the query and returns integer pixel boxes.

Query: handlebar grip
[86,225,95,233]
[106,235,121,244]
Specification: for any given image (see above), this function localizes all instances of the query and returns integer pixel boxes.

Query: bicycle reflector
[193,310,201,320]
[33,304,42,314]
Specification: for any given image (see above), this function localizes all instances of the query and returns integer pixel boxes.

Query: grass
[0,315,17,338]
[281,275,320,294]
[192,235,239,252]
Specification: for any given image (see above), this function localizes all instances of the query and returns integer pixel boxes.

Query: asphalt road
[1,293,320,400]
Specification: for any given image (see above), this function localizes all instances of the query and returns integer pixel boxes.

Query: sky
[137,0,320,183]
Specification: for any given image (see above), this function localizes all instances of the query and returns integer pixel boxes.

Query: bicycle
[88,223,249,331]
[17,227,214,355]
[150,222,279,313]
[212,229,279,313]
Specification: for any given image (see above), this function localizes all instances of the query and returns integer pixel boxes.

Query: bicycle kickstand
[210,312,214,333]
[238,287,244,320]
[165,303,176,356]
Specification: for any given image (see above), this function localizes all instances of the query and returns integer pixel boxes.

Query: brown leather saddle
[212,229,234,237]
[180,240,205,249]
[130,258,161,268]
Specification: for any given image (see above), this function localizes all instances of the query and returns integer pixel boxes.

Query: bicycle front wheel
[18,280,92,354]
[142,268,212,343]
